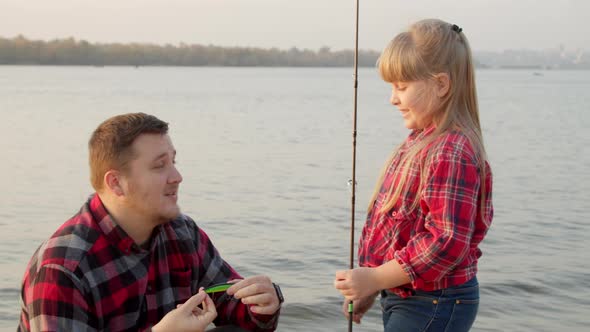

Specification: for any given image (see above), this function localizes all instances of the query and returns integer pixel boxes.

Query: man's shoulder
[33,204,101,274]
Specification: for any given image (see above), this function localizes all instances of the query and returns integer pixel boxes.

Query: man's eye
[154,163,165,169]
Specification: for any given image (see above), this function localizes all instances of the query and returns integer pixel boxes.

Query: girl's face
[389,80,435,130]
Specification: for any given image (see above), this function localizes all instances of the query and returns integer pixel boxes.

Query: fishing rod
[348,0,360,331]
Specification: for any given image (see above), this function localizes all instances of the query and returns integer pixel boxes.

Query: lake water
[0,66,589,331]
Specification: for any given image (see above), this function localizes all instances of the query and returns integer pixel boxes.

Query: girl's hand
[334,267,381,301]
[341,293,378,324]
[153,288,217,332]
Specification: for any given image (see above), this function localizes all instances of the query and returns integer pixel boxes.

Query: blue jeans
[380,277,479,332]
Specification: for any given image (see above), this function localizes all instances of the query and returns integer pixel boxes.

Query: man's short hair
[89,113,168,191]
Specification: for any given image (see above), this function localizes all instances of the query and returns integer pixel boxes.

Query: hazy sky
[1,0,588,52]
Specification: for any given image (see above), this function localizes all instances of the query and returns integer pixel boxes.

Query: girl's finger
[334,279,350,290]
[335,270,349,280]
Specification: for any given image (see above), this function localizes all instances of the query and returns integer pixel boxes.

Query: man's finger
[227,275,269,295]
[179,291,206,313]
[203,294,217,314]
[226,278,254,295]
[249,304,278,315]
[240,292,274,306]
[199,294,217,323]
[233,281,272,299]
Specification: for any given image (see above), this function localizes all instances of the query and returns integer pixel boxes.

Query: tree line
[0,35,381,67]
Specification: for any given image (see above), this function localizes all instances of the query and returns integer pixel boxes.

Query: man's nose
[170,166,183,184]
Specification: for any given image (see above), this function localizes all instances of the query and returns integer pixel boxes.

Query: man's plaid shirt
[19,194,278,331]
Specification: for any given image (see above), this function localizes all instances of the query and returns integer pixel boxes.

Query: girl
[334,19,493,332]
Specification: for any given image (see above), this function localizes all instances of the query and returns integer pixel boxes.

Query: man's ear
[434,73,450,97]
[104,170,125,196]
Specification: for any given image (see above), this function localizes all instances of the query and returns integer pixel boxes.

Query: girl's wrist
[374,260,410,290]
[373,265,391,290]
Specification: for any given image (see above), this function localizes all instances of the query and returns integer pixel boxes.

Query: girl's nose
[390,93,400,106]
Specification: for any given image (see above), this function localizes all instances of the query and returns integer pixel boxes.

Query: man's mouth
[165,190,178,197]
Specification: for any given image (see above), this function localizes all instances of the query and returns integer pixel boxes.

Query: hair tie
[452,24,463,33]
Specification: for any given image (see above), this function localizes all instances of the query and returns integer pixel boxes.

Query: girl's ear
[104,170,125,196]
[434,73,450,97]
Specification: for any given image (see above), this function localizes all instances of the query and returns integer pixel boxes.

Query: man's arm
[21,265,98,332]
[193,226,280,331]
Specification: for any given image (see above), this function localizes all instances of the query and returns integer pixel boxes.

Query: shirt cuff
[248,305,280,329]
[393,250,425,289]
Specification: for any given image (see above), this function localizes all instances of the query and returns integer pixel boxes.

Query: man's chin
[159,206,182,223]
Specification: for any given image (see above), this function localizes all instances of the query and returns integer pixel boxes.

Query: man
[18,113,283,332]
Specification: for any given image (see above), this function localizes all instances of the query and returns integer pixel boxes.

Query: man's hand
[152,288,217,332]
[334,267,381,301]
[341,293,378,324]
[226,275,280,315]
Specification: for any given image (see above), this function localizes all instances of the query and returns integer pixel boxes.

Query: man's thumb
[179,291,206,313]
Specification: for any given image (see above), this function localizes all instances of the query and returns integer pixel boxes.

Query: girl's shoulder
[427,130,478,164]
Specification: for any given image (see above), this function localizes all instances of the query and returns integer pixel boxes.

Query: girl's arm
[334,260,410,300]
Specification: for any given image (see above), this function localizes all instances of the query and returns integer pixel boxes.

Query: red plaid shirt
[359,127,493,298]
[19,194,279,331]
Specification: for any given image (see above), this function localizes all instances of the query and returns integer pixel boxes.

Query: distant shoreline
[2,35,588,69]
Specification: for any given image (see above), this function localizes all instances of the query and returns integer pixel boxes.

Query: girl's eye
[393,83,406,92]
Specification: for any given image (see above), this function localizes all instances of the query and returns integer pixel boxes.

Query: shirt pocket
[388,205,417,240]
[169,267,193,302]
[370,207,416,259]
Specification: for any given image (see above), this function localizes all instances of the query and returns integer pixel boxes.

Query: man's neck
[97,193,155,246]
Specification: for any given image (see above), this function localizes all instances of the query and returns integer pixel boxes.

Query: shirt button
[147,285,153,292]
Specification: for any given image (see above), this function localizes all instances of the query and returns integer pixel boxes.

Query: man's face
[119,133,183,224]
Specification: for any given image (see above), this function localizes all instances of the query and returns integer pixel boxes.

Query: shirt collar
[87,193,139,255]
[406,125,436,148]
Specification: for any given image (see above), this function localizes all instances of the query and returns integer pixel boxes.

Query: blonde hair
[370,18,488,216]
